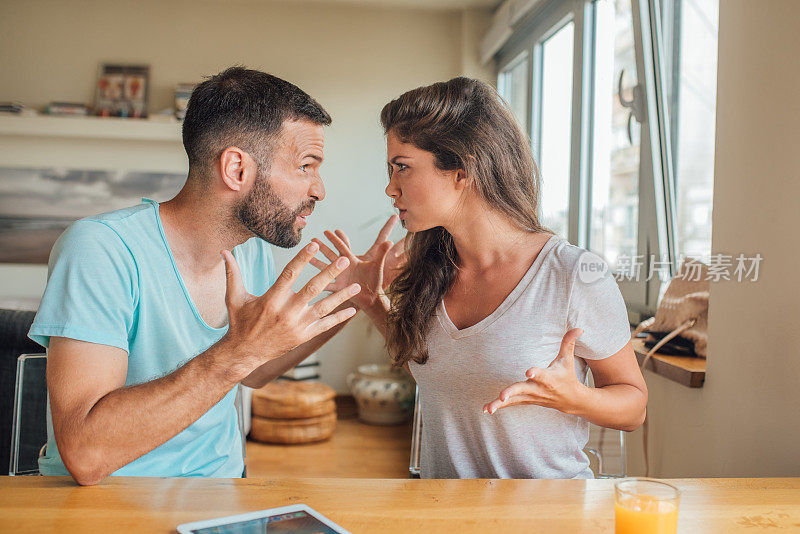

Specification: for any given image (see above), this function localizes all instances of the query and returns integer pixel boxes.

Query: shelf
[0,114,182,142]
[633,337,706,388]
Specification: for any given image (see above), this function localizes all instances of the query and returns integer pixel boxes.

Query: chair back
[9,353,47,475]
[235,383,248,478]
[409,385,422,478]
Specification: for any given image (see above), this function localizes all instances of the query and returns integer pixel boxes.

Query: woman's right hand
[310,215,406,311]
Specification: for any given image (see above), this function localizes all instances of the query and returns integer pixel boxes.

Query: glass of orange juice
[615,478,679,534]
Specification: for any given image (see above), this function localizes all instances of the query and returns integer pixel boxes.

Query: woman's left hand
[483,328,588,416]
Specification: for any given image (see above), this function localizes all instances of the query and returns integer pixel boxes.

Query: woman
[312,77,647,479]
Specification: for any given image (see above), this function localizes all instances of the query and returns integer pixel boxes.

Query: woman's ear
[453,169,473,191]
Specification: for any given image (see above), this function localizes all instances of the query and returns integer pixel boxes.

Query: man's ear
[219,146,256,192]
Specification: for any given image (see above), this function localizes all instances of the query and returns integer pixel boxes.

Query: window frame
[496,0,678,321]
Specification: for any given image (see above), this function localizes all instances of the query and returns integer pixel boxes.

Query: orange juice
[615,494,678,534]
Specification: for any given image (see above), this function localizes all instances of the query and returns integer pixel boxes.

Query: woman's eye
[397,164,407,172]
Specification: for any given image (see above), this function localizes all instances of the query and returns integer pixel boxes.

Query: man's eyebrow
[390,156,412,164]
[303,154,323,163]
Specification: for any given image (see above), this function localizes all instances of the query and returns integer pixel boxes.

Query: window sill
[632,338,706,388]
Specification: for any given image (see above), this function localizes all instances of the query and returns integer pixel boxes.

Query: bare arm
[49,242,359,485]
[47,336,245,486]
[578,341,648,431]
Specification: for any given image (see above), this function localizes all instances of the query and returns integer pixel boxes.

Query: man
[28,67,400,485]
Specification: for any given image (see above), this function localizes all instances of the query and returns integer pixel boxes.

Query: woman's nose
[385,175,399,199]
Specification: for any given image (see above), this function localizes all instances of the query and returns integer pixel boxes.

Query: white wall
[625,0,800,477]
[0,0,493,392]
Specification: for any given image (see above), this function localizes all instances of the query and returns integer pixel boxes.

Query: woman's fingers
[373,215,399,248]
[483,394,539,414]
[325,230,357,260]
[310,256,330,271]
[334,229,352,249]
[312,238,339,262]
[483,380,545,414]
[525,366,543,379]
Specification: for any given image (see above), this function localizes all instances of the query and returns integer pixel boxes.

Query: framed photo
[95,63,149,118]
[0,167,185,263]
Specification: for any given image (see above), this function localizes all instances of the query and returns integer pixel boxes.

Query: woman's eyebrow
[390,156,412,164]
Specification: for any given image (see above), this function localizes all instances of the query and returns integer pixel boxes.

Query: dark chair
[9,353,47,475]
[0,309,42,472]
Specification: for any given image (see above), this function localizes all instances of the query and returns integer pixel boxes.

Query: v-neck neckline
[145,197,229,333]
[436,234,559,339]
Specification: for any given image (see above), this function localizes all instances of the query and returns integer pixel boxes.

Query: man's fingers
[325,230,356,260]
[372,215,399,249]
[296,255,351,304]
[306,306,358,338]
[334,229,352,249]
[310,284,361,319]
[312,238,339,262]
[558,328,584,360]
[221,250,247,308]
[272,242,319,292]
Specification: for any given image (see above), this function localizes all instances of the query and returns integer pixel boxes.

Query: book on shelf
[279,353,320,381]
[46,102,90,116]
[0,101,37,116]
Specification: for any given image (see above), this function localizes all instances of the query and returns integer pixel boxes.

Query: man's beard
[236,173,314,249]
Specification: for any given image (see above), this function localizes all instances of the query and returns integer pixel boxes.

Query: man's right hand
[220,242,360,378]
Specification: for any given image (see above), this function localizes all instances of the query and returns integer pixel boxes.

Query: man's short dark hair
[182,66,332,174]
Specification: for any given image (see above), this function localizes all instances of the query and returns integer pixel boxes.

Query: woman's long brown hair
[381,77,549,368]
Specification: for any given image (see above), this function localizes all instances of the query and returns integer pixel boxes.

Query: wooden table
[1,476,799,532]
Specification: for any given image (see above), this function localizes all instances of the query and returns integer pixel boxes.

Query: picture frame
[95,63,150,118]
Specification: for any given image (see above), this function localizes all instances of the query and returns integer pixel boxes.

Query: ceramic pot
[346,364,414,425]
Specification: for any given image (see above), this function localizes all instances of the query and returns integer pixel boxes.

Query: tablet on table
[176,504,351,534]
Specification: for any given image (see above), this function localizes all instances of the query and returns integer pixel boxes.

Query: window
[590,0,641,271]
[497,52,530,134]
[497,0,719,318]
[539,21,575,238]
[662,0,719,261]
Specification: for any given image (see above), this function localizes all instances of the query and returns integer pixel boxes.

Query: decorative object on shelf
[95,63,149,118]
[174,83,196,120]
[250,381,337,444]
[347,364,414,425]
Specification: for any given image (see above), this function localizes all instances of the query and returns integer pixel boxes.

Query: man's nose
[309,173,325,202]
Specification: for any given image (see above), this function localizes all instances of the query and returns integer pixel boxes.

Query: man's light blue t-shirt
[28,198,276,478]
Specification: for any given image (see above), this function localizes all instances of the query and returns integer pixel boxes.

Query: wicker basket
[252,380,336,419]
[250,412,337,444]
